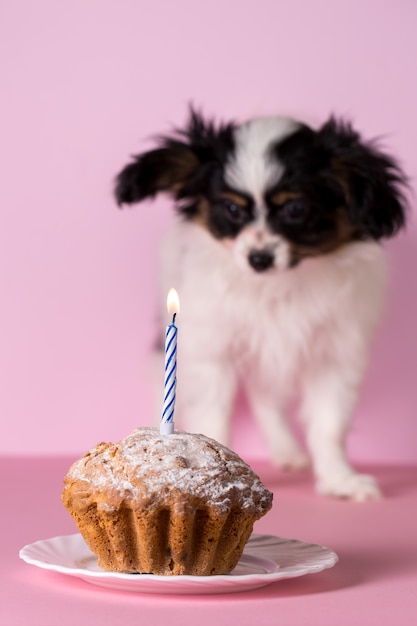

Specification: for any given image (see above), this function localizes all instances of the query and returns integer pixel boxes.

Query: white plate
[19,533,338,595]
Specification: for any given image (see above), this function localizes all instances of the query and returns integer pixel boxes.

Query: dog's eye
[281,198,309,223]
[222,199,246,225]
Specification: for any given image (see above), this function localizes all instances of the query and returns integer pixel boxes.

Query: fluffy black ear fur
[115,108,235,206]
[317,117,408,239]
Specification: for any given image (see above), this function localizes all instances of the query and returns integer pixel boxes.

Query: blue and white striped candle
[160,288,179,435]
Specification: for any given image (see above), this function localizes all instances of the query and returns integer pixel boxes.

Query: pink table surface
[2,457,417,626]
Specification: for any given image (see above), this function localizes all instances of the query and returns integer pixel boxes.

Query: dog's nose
[248,250,274,272]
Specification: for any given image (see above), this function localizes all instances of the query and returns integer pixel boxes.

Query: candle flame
[167,288,180,316]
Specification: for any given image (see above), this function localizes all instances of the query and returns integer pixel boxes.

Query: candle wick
[172,312,177,325]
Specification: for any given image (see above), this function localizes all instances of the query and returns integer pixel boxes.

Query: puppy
[115,109,407,500]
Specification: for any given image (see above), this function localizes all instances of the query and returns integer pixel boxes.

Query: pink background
[1,0,416,462]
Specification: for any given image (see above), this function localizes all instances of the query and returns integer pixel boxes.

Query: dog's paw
[273,448,310,471]
[316,472,382,501]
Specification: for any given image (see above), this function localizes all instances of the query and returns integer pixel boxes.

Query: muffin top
[62,427,273,516]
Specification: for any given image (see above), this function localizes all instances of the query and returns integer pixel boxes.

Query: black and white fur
[115,109,407,500]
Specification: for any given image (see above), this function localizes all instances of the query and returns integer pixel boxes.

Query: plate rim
[20,532,338,589]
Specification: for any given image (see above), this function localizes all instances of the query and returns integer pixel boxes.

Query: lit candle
[160,288,180,435]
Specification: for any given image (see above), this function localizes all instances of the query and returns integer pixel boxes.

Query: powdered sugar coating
[64,428,272,515]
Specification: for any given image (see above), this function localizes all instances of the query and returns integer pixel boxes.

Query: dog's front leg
[301,367,381,501]
[246,378,309,470]
[176,356,238,446]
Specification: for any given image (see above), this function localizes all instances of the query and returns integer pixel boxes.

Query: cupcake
[62,427,273,575]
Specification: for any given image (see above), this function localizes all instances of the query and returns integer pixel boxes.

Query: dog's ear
[114,141,200,206]
[317,117,407,239]
[115,108,235,207]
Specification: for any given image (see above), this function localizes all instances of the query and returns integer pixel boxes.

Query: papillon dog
[115,109,407,500]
